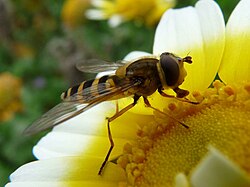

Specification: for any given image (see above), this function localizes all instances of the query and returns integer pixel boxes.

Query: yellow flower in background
[61,0,91,28]
[86,0,176,27]
[0,72,22,122]
[6,0,250,187]
[12,42,34,58]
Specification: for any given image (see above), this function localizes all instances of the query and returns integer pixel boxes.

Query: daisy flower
[6,0,250,186]
[85,0,176,27]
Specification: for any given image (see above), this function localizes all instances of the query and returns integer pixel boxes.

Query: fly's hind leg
[98,94,141,175]
[143,96,189,129]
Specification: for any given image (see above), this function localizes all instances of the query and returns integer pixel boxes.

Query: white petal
[108,15,124,27]
[33,131,131,160]
[33,146,65,159]
[153,7,203,56]
[191,147,250,187]
[53,102,115,135]
[9,157,126,182]
[219,0,250,83]
[85,10,107,20]
[123,51,152,61]
[195,0,225,82]
[225,0,250,33]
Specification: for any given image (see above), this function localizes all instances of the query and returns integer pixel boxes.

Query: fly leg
[143,96,189,129]
[98,94,141,175]
[115,100,119,113]
[158,87,199,104]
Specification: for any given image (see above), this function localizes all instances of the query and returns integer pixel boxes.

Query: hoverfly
[24,52,194,175]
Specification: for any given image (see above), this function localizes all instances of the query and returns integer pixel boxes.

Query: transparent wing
[76,58,128,73]
[23,102,86,135]
[24,79,141,135]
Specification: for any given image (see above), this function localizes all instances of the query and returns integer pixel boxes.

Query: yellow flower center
[117,80,250,186]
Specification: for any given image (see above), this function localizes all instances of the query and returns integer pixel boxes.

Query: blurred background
[0,0,239,185]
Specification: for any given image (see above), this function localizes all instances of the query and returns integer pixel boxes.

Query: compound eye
[160,53,180,86]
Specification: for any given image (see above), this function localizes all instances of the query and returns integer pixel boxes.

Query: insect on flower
[24,52,196,175]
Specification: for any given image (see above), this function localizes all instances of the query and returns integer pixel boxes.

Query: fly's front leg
[98,94,141,175]
[173,87,190,98]
[158,87,199,104]
[115,100,119,113]
[143,96,189,129]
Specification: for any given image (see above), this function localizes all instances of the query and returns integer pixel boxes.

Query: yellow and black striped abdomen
[60,75,123,102]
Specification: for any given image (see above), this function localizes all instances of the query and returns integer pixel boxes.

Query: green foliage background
[0,0,240,185]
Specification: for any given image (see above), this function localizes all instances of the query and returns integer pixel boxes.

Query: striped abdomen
[60,75,124,102]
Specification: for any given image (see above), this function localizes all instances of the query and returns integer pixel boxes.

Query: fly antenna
[183,52,192,64]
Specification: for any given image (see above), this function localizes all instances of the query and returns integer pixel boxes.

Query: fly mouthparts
[183,56,192,64]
